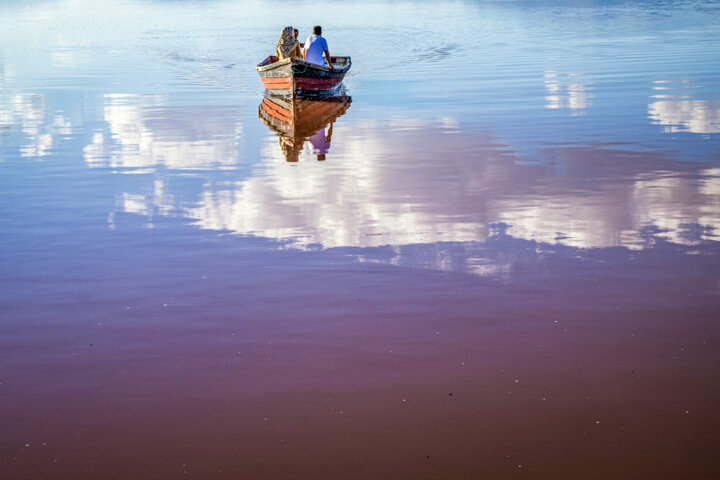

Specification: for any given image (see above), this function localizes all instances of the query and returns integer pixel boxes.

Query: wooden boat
[258,91,352,162]
[256,56,351,97]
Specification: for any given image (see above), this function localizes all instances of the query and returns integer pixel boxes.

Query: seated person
[303,25,334,69]
[275,26,301,60]
[293,29,304,50]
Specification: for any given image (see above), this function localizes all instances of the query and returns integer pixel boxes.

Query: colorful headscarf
[276,26,299,59]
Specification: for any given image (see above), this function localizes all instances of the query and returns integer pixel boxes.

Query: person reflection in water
[309,122,333,161]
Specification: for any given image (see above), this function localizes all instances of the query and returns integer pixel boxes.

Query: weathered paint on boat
[259,92,352,136]
[256,56,352,97]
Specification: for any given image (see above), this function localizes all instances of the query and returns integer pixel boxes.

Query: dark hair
[293,28,298,35]
[313,25,322,35]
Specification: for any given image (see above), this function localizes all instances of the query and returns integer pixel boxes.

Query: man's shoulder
[306,35,328,46]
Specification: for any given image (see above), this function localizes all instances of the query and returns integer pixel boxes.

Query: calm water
[2,0,720,478]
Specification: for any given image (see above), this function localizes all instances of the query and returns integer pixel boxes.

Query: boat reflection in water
[258,91,352,162]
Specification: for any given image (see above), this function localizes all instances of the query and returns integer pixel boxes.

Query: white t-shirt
[304,34,329,66]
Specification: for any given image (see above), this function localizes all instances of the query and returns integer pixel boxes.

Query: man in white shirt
[303,25,334,70]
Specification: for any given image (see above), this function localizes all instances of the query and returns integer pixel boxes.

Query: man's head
[293,28,299,39]
[313,25,322,36]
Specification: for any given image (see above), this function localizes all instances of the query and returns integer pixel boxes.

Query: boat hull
[259,92,352,138]
[257,56,351,97]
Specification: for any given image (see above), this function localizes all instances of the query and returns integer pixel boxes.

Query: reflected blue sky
[1,0,719,277]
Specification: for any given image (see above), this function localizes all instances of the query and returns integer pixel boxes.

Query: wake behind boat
[257,56,351,97]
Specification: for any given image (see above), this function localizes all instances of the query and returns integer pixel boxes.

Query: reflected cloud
[0,64,11,134]
[354,241,515,281]
[181,119,720,254]
[0,93,52,158]
[648,99,720,134]
[495,165,720,249]
[631,169,720,245]
[114,179,178,228]
[99,97,719,276]
[84,94,243,170]
[544,71,591,114]
[0,107,11,136]
[0,78,77,158]
[186,108,494,249]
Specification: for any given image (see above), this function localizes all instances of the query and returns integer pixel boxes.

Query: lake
[1,0,719,478]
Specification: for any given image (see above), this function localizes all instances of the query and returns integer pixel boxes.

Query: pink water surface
[1,0,720,478]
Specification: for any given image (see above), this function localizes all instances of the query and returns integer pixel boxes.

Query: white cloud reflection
[630,169,720,245]
[95,98,719,275]
[181,121,719,252]
[84,94,243,170]
[648,99,720,134]
[0,68,77,158]
[544,71,592,114]
[0,93,55,158]
[114,180,177,228]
